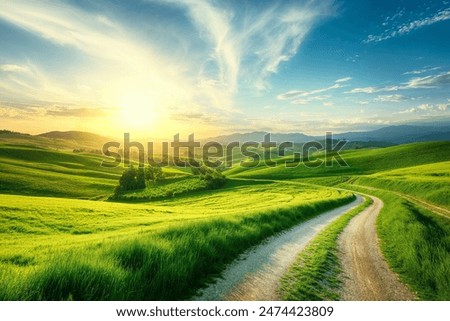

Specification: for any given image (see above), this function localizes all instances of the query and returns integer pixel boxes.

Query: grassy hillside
[0,138,448,300]
[0,144,121,198]
[0,144,188,199]
[0,131,111,151]
[353,161,450,208]
[228,141,450,179]
[0,182,353,300]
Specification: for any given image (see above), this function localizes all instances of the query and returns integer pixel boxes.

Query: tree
[118,166,137,191]
[136,167,146,189]
[145,165,164,182]
[193,165,227,189]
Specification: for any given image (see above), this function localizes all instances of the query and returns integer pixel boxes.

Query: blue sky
[0,0,449,137]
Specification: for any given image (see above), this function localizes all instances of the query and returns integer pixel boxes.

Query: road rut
[338,196,415,300]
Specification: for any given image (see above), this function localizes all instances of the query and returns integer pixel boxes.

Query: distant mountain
[204,131,314,144]
[334,125,450,144]
[204,124,450,145]
[2,123,449,152]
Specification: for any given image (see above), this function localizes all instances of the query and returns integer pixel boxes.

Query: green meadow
[0,140,449,300]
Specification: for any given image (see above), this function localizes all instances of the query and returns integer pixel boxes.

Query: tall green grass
[0,194,354,300]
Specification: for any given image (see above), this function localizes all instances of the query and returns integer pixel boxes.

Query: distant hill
[38,130,110,141]
[204,131,314,144]
[334,125,450,144]
[205,124,450,145]
[1,122,449,152]
[0,130,112,151]
[228,141,450,179]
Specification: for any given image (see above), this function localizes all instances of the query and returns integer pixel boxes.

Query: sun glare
[118,90,159,130]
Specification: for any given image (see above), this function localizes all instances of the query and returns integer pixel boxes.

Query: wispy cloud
[403,66,441,75]
[335,77,352,83]
[155,0,334,91]
[407,71,450,88]
[0,1,188,105]
[45,106,108,118]
[0,0,335,136]
[291,95,330,105]
[365,7,450,43]
[346,71,450,94]
[278,83,342,100]
[375,94,408,103]
[0,64,29,73]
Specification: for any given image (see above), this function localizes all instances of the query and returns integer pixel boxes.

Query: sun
[118,90,159,130]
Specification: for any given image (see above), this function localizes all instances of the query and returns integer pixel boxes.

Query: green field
[0,140,449,300]
[0,178,353,299]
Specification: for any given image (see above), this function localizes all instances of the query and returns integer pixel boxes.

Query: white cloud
[0,0,336,134]
[323,102,334,107]
[365,7,450,43]
[346,71,450,94]
[375,94,408,102]
[398,101,450,114]
[418,104,433,111]
[335,77,352,83]
[403,66,441,75]
[156,0,334,91]
[346,85,401,94]
[406,71,450,88]
[0,64,29,73]
[291,95,330,105]
[278,83,341,100]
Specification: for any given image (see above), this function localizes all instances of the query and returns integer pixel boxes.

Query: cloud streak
[366,7,450,43]
[278,83,342,100]
[346,71,450,94]
[155,0,334,91]
[403,66,441,75]
[0,64,29,73]
[335,77,352,83]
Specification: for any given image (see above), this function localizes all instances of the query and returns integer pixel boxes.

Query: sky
[0,0,449,138]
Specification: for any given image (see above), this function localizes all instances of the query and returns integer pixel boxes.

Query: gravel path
[338,196,416,300]
[193,196,363,301]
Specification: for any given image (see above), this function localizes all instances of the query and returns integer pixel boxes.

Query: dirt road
[338,196,416,300]
[193,196,363,301]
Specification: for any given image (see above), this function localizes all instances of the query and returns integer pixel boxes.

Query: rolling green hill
[0,136,449,300]
[0,144,189,199]
[0,130,111,151]
[228,141,450,179]
[0,144,122,199]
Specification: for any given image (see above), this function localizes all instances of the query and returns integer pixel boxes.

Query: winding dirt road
[338,196,416,300]
[193,197,363,301]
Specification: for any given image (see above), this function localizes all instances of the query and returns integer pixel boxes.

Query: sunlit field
[0,176,353,300]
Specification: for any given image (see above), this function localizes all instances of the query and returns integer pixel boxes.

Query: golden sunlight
[118,90,160,130]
